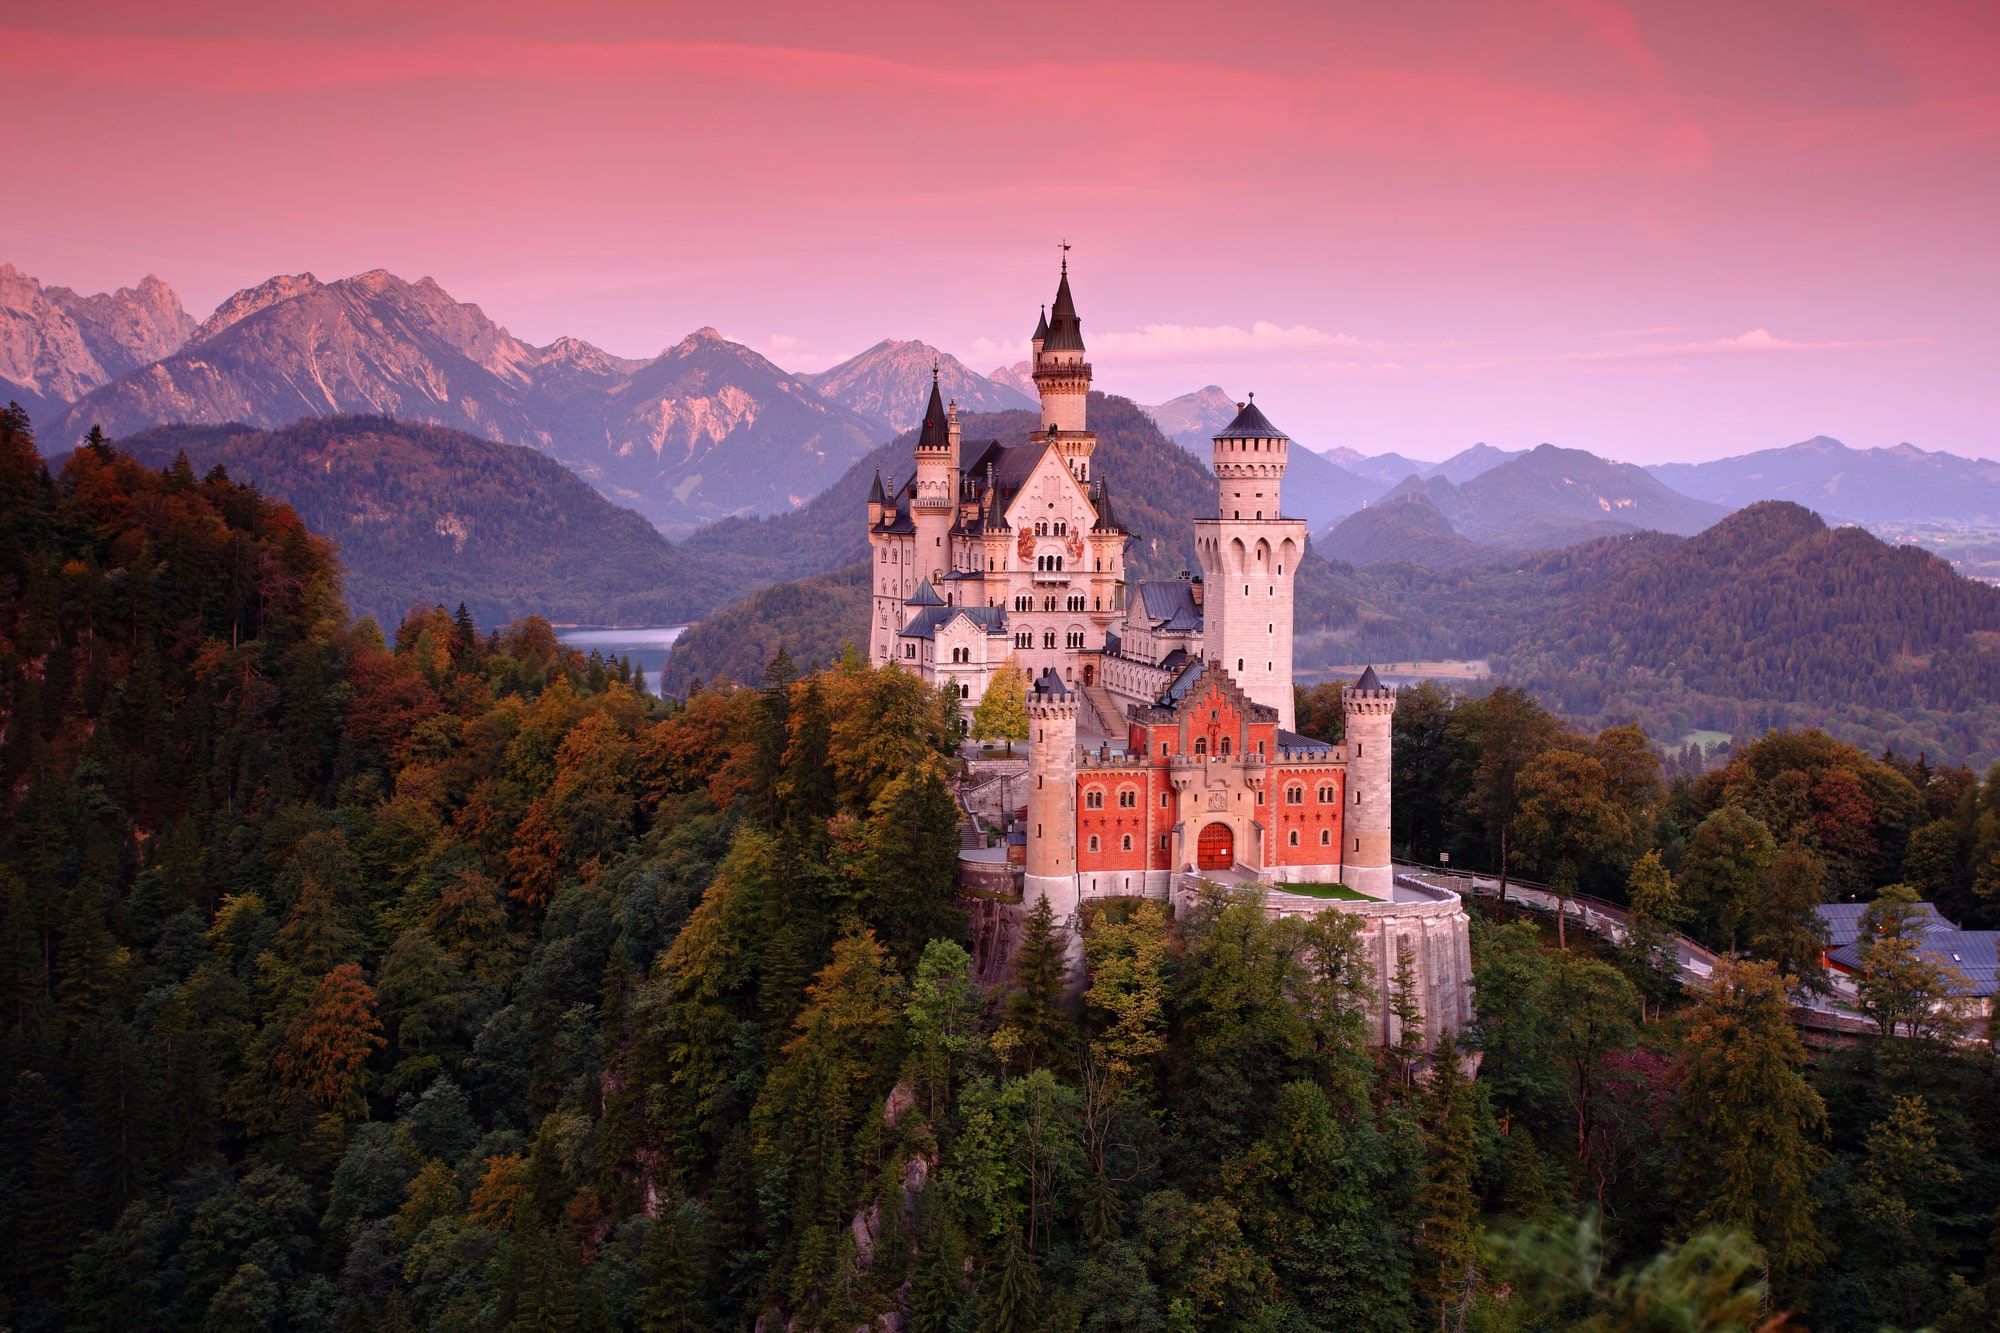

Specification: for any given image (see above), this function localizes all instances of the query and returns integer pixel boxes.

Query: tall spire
[1044,257,1084,352]
[916,366,950,452]
[1033,304,1049,343]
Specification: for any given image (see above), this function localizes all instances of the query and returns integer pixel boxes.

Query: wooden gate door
[1197,822,1234,870]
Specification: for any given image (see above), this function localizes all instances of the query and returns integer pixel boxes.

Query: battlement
[1077,750,1151,769]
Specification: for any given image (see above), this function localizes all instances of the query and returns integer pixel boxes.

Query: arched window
[1088,835,1100,852]
[1286,786,1304,805]
[1118,788,1137,809]
[1318,784,1335,803]
[1320,829,1332,846]
[1288,829,1299,846]
[960,683,970,699]
[1043,631,1056,649]
[1219,737,1231,756]
[1085,788,1104,809]
[1121,834,1133,851]
[1194,737,1207,755]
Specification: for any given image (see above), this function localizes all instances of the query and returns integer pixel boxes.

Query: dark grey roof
[868,470,886,504]
[1033,668,1072,698]
[1157,648,1189,672]
[1277,729,1334,754]
[1356,665,1382,691]
[1137,581,1200,624]
[898,605,1008,641]
[1043,264,1084,352]
[906,580,944,607]
[1090,478,1126,533]
[916,374,950,453]
[1214,396,1288,441]
[1826,922,1999,998]
[1817,901,1953,952]
[1160,657,1204,705]
[1033,305,1049,343]
[1103,631,1122,656]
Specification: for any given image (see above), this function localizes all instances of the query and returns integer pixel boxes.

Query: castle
[870,263,1472,1043]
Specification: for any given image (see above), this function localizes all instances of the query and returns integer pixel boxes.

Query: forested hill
[100,416,735,628]
[677,392,1218,590]
[1505,500,2000,756]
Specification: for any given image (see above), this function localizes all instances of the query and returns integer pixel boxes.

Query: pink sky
[3,0,1995,463]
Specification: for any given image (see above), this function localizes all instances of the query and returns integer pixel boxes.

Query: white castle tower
[910,372,959,583]
[1341,667,1397,898]
[1192,397,1308,730]
[1023,672,1080,917]
[1034,257,1094,481]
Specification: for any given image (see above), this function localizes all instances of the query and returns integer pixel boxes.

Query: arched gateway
[1197,822,1234,870]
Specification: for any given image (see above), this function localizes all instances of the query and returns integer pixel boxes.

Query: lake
[555,625,686,695]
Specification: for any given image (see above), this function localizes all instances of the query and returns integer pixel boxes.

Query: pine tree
[1000,895,1071,1073]
[980,1230,1039,1333]
[1669,958,1828,1287]
[637,1199,712,1333]
[1415,1031,1482,1327]
[1388,938,1426,1092]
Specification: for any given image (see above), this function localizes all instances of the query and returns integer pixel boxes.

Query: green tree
[1464,687,1560,915]
[1516,746,1628,948]
[972,659,1031,751]
[905,938,983,1121]
[637,1199,713,1333]
[1678,806,1776,952]
[1669,958,1828,1288]
[1544,952,1639,1171]
[997,895,1072,1074]
[1414,1031,1483,1327]
[1857,882,1968,1041]
[1749,840,1830,992]
[1619,850,1683,1022]
[1848,1094,1961,1331]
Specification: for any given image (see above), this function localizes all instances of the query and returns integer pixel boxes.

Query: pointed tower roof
[1355,665,1382,691]
[916,369,950,452]
[1215,393,1288,440]
[1090,477,1122,532]
[867,469,886,504]
[1043,261,1085,352]
[906,579,945,607]
[1033,305,1049,342]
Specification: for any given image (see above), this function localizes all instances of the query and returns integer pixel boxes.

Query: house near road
[1817,901,2000,1026]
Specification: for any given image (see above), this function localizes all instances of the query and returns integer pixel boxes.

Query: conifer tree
[1669,958,1828,1287]
[637,1200,712,1333]
[1415,1031,1482,1327]
[980,1230,1039,1333]
[1000,895,1072,1073]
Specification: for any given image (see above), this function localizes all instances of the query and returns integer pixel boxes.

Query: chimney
[1189,574,1204,607]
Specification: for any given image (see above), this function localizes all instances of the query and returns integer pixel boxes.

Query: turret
[1192,396,1308,729]
[1340,667,1397,899]
[1033,257,1092,442]
[1025,672,1079,884]
[867,469,886,527]
[912,370,958,579]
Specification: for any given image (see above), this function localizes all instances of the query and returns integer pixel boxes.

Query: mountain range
[0,264,196,417]
[1647,435,2000,525]
[94,416,732,628]
[800,339,1034,428]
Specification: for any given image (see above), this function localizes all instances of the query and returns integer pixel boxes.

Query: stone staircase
[1081,683,1127,737]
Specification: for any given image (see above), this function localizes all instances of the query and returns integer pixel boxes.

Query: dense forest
[8,411,2000,1332]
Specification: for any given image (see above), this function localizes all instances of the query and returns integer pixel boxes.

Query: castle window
[1286,786,1304,805]
[1194,738,1207,755]
[960,683,970,698]
[1121,834,1133,851]
[1161,792,1170,807]
[1288,830,1299,846]
[1086,789,1104,809]
[1354,838,1360,852]
[1321,829,1332,846]
[1355,791,1362,804]
[1118,789,1137,808]
[1043,631,1056,649]
[1318,785,1335,803]
[1159,835,1169,850]
[1219,738,1231,756]
[1088,836,1100,852]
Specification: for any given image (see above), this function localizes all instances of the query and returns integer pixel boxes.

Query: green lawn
[1272,881,1372,901]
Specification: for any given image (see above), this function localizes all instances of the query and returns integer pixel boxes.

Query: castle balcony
[1033,360,1093,381]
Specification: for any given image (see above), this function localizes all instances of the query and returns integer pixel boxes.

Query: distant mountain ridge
[0,264,196,417]
[801,340,1033,429]
[37,268,884,535]
[98,416,735,628]
[1357,443,1729,551]
[1648,435,2000,524]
